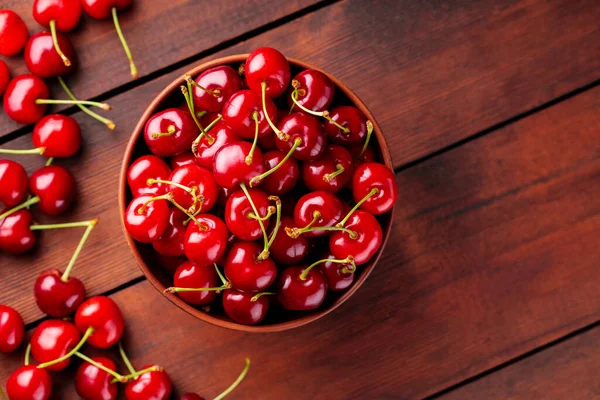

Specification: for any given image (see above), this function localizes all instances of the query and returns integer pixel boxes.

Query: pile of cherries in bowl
[122,47,398,329]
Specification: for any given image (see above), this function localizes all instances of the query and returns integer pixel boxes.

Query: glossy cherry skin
[178,394,204,400]
[34,269,86,317]
[81,0,133,19]
[29,165,76,215]
[245,47,290,98]
[169,164,218,212]
[293,191,344,238]
[352,162,398,215]
[75,356,118,400]
[277,266,327,311]
[170,152,196,169]
[33,0,83,31]
[224,241,277,292]
[225,188,270,241]
[0,159,28,207]
[330,210,382,265]
[75,296,125,348]
[324,106,368,144]
[222,288,269,325]
[152,209,186,257]
[32,114,81,157]
[184,214,229,265]
[0,60,10,96]
[275,112,326,161]
[269,216,309,265]
[127,155,171,197]
[191,65,242,112]
[144,108,198,157]
[31,319,81,371]
[172,261,219,306]
[3,74,49,125]
[222,90,278,139]
[0,10,28,56]
[212,142,265,189]
[0,305,24,353]
[194,121,240,169]
[25,31,77,78]
[6,366,52,400]
[303,144,354,193]
[124,195,170,243]
[288,69,335,112]
[259,150,300,195]
[319,252,355,291]
[125,365,172,400]
[349,144,377,164]
[0,209,36,254]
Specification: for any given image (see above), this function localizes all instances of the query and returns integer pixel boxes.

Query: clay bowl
[119,54,394,332]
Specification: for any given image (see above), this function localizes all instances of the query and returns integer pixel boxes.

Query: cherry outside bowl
[119,54,394,332]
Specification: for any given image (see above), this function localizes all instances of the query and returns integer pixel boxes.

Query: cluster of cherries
[124,47,398,325]
[0,0,140,131]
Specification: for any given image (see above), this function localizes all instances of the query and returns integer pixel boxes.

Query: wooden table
[1,0,599,398]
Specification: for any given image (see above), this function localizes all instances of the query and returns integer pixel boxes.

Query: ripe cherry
[318,252,356,291]
[324,106,368,144]
[125,366,173,400]
[302,144,354,193]
[225,188,272,241]
[152,209,186,257]
[75,356,119,400]
[189,66,242,112]
[330,210,382,265]
[194,121,240,169]
[0,209,36,254]
[258,150,299,195]
[222,289,269,325]
[170,152,196,169]
[184,214,229,266]
[269,216,309,265]
[3,74,50,125]
[224,241,277,292]
[349,143,377,164]
[0,10,28,56]
[289,191,344,238]
[33,0,82,67]
[34,269,86,317]
[31,319,81,371]
[25,31,76,77]
[0,305,24,353]
[29,164,77,215]
[144,108,198,157]
[0,60,10,96]
[274,112,326,161]
[0,160,28,207]
[277,265,327,311]
[246,47,290,98]
[6,366,52,400]
[75,296,125,348]
[169,261,219,306]
[127,155,171,197]
[213,142,265,189]
[222,89,277,139]
[168,164,218,212]
[288,69,335,112]
[352,162,398,215]
[124,195,170,243]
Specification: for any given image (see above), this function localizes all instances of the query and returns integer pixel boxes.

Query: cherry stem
[213,358,251,400]
[359,120,374,157]
[0,196,40,220]
[151,125,176,138]
[163,282,231,294]
[249,137,302,187]
[35,98,111,110]
[118,342,137,375]
[284,210,320,238]
[147,178,200,213]
[245,111,260,165]
[337,187,379,227]
[75,352,128,383]
[248,206,275,222]
[49,20,71,67]
[37,327,94,369]
[191,114,222,156]
[300,256,356,281]
[239,183,269,258]
[181,85,213,145]
[24,343,31,366]
[45,157,54,166]
[214,263,229,286]
[262,196,282,260]
[121,365,162,381]
[250,292,275,302]
[140,193,206,230]
[184,74,221,97]
[112,7,138,79]
[323,163,345,183]
[261,81,289,141]
[0,148,45,155]
[58,77,115,130]
[290,82,349,133]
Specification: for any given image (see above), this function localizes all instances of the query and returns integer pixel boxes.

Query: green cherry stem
[184,74,221,97]
[151,125,176,139]
[181,85,213,146]
[138,193,207,230]
[245,111,260,165]
[0,148,45,155]
[35,98,111,110]
[49,20,70,67]
[290,80,349,133]
[288,224,358,240]
[249,137,302,187]
[262,196,282,259]
[261,81,289,141]
[248,206,275,222]
[37,327,94,369]
[337,187,379,228]
[213,358,251,400]
[147,178,200,212]
[284,210,320,239]
[239,183,269,257]
[359,120,374,157]
[121,365,162,381]
[323,164,345,183]
[112,7,138,79]
[58,77,115,130]
[118,342,137,375]
[250,292,275,302]
[214,263,229,286]
[75,352,128,383]
[191,114,222,156]
[163,282,231,294]
[24,343,31,366]
[0,196,40,220]
[299,256,355,281]
[45,157,54,166]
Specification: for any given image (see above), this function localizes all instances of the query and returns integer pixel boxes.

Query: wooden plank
[439,327,600,399]
[0,0,323,136]
[1,67,599,398]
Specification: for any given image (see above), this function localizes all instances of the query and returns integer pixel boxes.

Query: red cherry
[318,252,355,291]
[259,150,299,195]
[29,165,76,215]
[277,266,327,311]
[269,216,309,265]
[124,195,170,243]
[81,0,133,19]
[30,319,81,371]
[184,214,229,265]
[330,210,382,265]
[0,60,10,96]
[178,394,204,400]
[245,47,290,98]
[0,160,28,207]
[0,209,36,254]
[212,142,264,189]
[144,108,198,157]
[288,69,334,112]
[348,144,377,164]
[125,366,172,400]
[156,253,186,276]
[190,65,242,112]
[6,366,52,400]
[225,188,271,241]
[32,114,81,157]
[25,31,76,78]
[171,261,219,306]
[222,89,277,139]
[170,152,196,169]
[34,269,86,317]
[352,162,398,215]
[3,74,49,125]
[127,155,171,197]
[168,164,218,212]
[323,106,368,144]
[302,144,354,193]
[152,209,186,257]
[222,288,269,325]
[0,10,28,56]
[224,241,277,292]
[194,121,240,169]
[33,0,82,31]
[0,305,24,353]
[275,112,326,161]
[75,296,125,348]
[75,356,118,400]
[292,191,344,238]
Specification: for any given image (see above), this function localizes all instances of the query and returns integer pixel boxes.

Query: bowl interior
[120,55,394,332]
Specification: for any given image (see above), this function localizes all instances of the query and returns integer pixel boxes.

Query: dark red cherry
[0,10,28,56]
[194,121,240,169]
[275,112,326,161]
[277,266,327,310]
[0,60,10,96]
[0,209,36,254]
[144,108,198,157]
[0,305,24,353]
[31,319,81,371]
[259,150,299,195]
[222,288,269,325]
[302,144,354,193]
[330,210,382,265]
[3,74,49,125]
[152,209,186,257]
[29,165,76,215]
[212,142,265,189]
[225,188,270,241]
[127,155,171,197]
[323,106,368,144]
[293,191,344,238]
[184,214,229,266]
[125,366,172,400]
[352,162,398,215]
[32,114,81,157]
[34,269,86,317]
[25,31,76,77]
[170,152,196,169]
[124,195,170,243]
[169,164,218,212]
[75,356,118,400]
[319,252,355,291]
[245,47,290,98]
[172,261,219,306]
[6,366,52,400]
[288,69,335,112]
[33,0,83,31]
[222,90,278,139]
[224,241,277,292]
[191,65,242,112]
[349,144,377,164]
[75,296,125,349]
[0,159,28,207]
[269,216,309,265]
[81,0,133,19]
